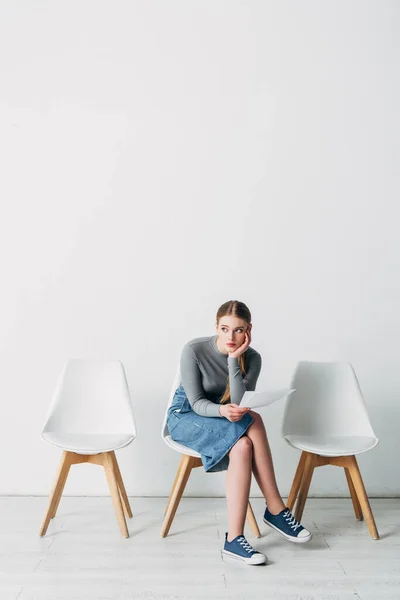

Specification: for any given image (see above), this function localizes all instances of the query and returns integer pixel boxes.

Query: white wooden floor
[0,496,399,600]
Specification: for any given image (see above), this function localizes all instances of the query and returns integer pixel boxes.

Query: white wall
[0,0,399,497]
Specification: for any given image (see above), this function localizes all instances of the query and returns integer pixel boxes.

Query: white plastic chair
[40,359,136,538]
[160,366,261,538]
[282,361,379,539]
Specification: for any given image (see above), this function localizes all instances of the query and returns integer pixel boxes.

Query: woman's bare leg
[226,436,253,541]
[245,411,286,515]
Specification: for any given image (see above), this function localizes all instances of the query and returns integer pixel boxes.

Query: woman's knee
[249,410,262,423]
[229,435,253,458]
[248,410,265,431]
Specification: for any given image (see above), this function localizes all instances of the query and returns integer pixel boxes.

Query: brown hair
[217,300,252,405]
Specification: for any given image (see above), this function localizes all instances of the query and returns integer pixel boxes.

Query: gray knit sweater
[179,334,262,418]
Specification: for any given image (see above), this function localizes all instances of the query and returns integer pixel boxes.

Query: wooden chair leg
[161,454,196,537]
[294,452,315,522]
[49,454,74,520]
[102,452,129,538]
[345,466,363,521]
[110,452,133,519]
[40,451,74,536]
[287,451,307,511]
[164,457,188,517]
[163,456,200,518]
[345,456,379,540]
[246,501,261,538]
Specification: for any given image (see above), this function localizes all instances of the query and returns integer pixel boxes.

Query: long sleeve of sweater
[180,344,222,417]
[227,354,262,405]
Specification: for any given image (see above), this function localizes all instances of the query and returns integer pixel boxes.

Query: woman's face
[216,315,251,352]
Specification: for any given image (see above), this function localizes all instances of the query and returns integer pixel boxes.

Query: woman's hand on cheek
[228,331,251,358]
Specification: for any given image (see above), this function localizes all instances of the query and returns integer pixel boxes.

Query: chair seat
[42,432,135,454]
[284,434,378,456]
[164,435,201,458]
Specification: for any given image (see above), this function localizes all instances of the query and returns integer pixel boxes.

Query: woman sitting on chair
[166,300,312,565]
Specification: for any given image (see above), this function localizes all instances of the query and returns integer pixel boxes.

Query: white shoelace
[238,536,256,553]
[283,510,301,531]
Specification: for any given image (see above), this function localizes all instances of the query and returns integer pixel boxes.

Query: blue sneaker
[263,505,312,543]
[222,533,267,565]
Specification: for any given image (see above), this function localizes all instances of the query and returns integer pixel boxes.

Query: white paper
[240,388,295,409]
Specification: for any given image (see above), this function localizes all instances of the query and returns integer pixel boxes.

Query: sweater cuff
[227,356,239,365]
[206,404,223,418]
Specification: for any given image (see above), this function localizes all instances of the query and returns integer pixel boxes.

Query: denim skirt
[166,384,253,473]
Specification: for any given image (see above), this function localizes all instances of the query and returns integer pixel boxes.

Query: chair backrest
[282,361,377,439]
[161,365,181,439]
[42,360,136,436]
